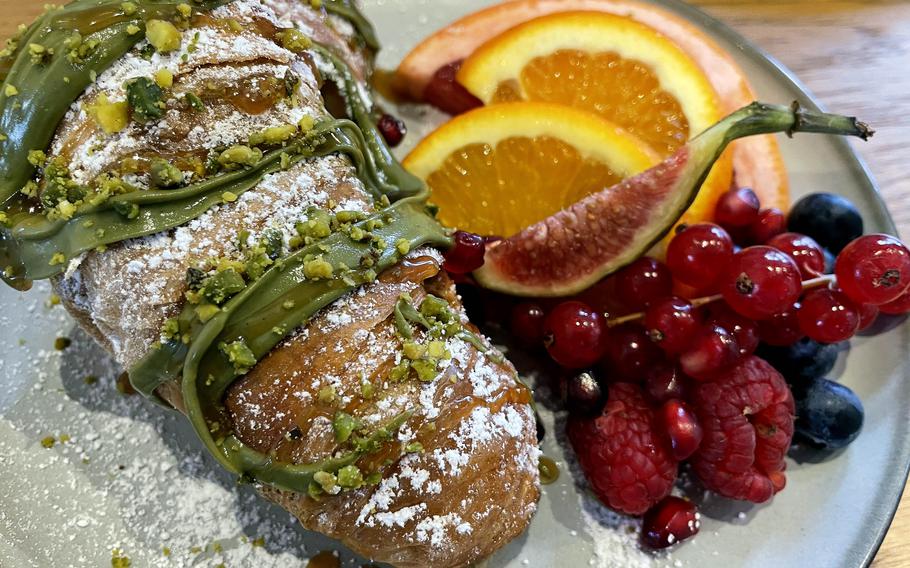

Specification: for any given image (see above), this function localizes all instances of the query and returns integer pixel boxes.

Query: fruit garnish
[567,382,678,515]
[834,234,910,305]
[796,288,860,344]
[719,246,802,320]
[563,370,607,417]
[787,192,864,254]
[691,357,795,503]
[456,10,733,231]
[393,0,789,209]
[509,301,547,345]
[666,223,734,290]
[443,230,486,274]
[756,338,839,385]
[543,300,607,369]
[678,323,741,380]
[641,496,701,549]
[644,296,700,355]
[403,101,659,237]
[473,102,872,297]
[766,232,827,279]
[793,378,864,450]
[603,324,663,381]
[658,399,703,461]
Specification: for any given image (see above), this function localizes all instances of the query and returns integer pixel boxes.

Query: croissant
[0,1,540,567]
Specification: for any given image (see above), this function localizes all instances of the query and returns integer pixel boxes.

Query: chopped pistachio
[111,550,131,567]
[220,340,256,374]
[4,85,18,97]
[303,256,333,279]
[389,360,410,382]
[221,191,238,203]
[313,471,340,494]
[395,238,411,255]
[277,28,312,53]
[40,436,56,448]
[160,318,180,340]
[184,92,204,111]
[0,211,9,227]
[154,68,174,88]
[249,124,297,146]
[27,150,46,167]
[149,158,183,188]
[194,303,220,323]
[176,3,192,17]
[411,359,439,383]
[87,94,129,133]
[126,24,141,35]
[113,201,140,219]
[332,412,358,444]
[310,0,323,8]
[317,385,336,404]
[49,252,66,266]
[84,375,98,385]
[298,115,315,132]
[125,77,164,124]
[365,471,382,485]
[402,341,425,360]
[427,340,449,359]
[200,268,245,304]
[360,380,375,399]
[307,481,323,501]
[120,2,138,15]
[337,465,363,489]
[218,145,262,168]
[405,442,424,454]
[146,19,182,53]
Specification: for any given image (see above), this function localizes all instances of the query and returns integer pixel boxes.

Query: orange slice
[395,0,787,210]
[403,102,660,237]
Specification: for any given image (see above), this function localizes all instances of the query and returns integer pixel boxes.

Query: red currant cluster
[442,188,909,550]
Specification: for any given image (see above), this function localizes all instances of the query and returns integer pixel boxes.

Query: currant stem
[605,274,836,327]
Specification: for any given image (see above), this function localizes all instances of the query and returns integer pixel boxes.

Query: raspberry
[567,383,678,515]
[690,357,795,503]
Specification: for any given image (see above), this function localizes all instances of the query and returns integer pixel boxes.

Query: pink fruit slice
[474,102,872,297]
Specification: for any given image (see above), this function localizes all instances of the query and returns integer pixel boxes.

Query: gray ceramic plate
[1,1,908,567]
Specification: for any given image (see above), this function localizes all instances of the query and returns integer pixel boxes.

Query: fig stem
[605,274,836,327]
[722,101,874,144]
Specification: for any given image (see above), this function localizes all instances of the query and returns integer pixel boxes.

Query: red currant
[644,363,689,403]
[720,246,802,320]
[757,303,805,346]
[510,302,547,345]
[377,113,407,147]
[797,288,860,343]
[749,207,787,244]
[766,232,826,279]
[423,60,483,115]
[707,302,759,356]
[443,231,485,274]
[644,297,700,354]
[835,234,910,305]
[659,399,703,461]
[666,223,735,289]
[679,323,741,380]
[879,290,910,315]
[857,303,880,330]
[642,496,700,549]
[603,324,663,380]
[543,301,607,369]
[714,187,760,230]
[614,257,673,311]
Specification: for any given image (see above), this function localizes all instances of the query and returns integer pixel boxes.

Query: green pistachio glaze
[0,0,455,493]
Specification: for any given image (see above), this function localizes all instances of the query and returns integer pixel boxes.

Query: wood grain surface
[0,1,907,566]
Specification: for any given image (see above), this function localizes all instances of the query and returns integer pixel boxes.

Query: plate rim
[644,1,910,565]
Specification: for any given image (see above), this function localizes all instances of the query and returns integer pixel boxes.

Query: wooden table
[0,0,907,565]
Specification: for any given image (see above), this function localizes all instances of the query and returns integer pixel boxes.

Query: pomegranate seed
[797,288,860,343]
[659,399,703,461]
[879,289,910,315]
[835,234,910,305]
[614,257,673,311]
[443,231,485,274]
[749,208,787,244]
[563,370,606,417]
[720,246,802,320]
[642,496,700,549]
[543,301,607,369]
[666,223,735,289]
[857,303,880,329]
[679,323,741,380]
[706,302,759,356]
[644,363,689,403]
[603,324,664,381]
[644,296,700,354]
[510,302,547,346]
[423,60,483,115]
[766,232,827,279]
[757,303,805,346]
[714,187,760,230]
[377,113,406,147]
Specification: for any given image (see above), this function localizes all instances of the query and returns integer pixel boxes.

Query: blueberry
[787,193,863,254]
[793,378,864,449]
[756,338,840,385]
[562,370,606,416]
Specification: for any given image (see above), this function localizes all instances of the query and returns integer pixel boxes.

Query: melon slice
[474,102,872,297]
